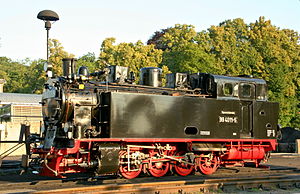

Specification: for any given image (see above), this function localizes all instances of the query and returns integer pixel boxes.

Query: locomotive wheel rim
[148,149,170,177]
[149,161,170,177]
[198,156,218,175]
[174,152,193,176]
[119,151,142,179]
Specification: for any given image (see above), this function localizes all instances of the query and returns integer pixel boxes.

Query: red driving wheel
[148,150,170,177]
[119,151,142,179]
[174,151,193,176]
[196,155,219,175]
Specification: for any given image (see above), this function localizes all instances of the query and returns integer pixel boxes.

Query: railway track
[1,167,300,193]
[33,174,300,194]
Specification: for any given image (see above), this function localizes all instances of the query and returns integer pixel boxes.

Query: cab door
[239,83,255,138]
[240,101,253,138]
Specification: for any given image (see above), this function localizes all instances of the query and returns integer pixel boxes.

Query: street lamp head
[37,10,59,22]
[37,10,59,30]
[37,10,59,77]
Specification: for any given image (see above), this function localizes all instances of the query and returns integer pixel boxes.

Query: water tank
[139,67,162,87]
[166,73,188,89]
[108,66,129,83]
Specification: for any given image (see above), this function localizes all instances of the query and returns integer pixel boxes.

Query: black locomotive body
[33,59,279,178]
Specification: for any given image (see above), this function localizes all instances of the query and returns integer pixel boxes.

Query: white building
[0,93,42,156]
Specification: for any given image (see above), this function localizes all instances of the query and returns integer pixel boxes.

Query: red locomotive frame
[33,138,277,178]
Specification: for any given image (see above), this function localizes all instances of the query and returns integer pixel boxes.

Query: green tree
[0,57,47,94]
[26,59,47,94]
[148,24,216,73]
[49,39,74,76]
[162,43,216,73]
[99,38,163,81]
[249,17,300,127]
[0,57,30,93]
[77,52,98,73]
[207,18,264,76]
[148,24,197,50]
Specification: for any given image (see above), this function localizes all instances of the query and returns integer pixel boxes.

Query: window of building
[0,104,12,122]
[12,105,42,123]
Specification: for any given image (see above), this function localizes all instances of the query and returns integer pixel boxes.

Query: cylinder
[139,67,162,87]
[62,58,77,78]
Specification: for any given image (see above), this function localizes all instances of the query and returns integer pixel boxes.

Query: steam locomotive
[32,58,279,178]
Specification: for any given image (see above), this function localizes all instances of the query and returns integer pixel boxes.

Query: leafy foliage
[49,39,74,76]
[0,57,46,94]
[99,38,163,81]
[0,57,29,93]
[76,52,98,73]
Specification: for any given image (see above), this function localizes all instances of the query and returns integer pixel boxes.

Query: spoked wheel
[119,151,142,179]
[148,150,170,177]
[174,152,194,176]
[149,160,170,177]
[196,155,219,175]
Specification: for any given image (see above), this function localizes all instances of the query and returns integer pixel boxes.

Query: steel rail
[1,168,300,193]
[27,174,300,194]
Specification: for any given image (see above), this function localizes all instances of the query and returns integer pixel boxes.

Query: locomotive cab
[210,74,276,139]
[189,73,268,101]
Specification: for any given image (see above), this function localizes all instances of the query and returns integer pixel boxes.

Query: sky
[1,0,300,61]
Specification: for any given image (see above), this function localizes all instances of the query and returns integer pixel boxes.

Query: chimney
[0,79,6,93]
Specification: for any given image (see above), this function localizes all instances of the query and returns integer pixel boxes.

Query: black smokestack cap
[62,58,77,78]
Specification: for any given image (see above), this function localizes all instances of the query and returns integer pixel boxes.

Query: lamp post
[37,10,59,77]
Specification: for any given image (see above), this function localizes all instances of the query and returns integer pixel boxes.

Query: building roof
[0,93,42,105]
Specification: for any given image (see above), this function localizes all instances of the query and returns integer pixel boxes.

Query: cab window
[223,83,233,96]
[256,84,267,101]
[240,83,254,98]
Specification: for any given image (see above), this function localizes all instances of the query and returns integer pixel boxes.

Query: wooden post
[296,139,300,154]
